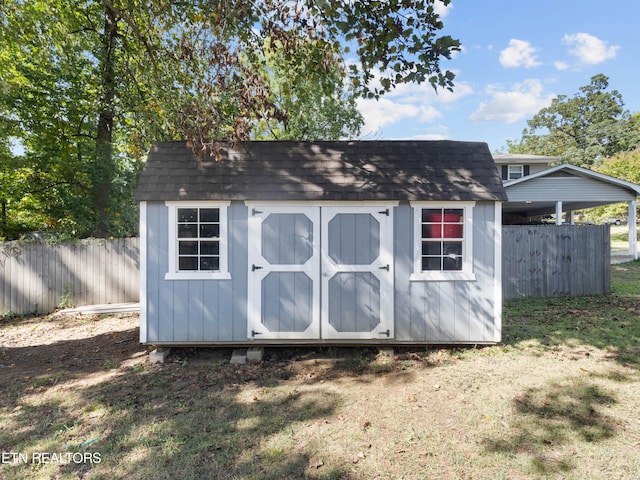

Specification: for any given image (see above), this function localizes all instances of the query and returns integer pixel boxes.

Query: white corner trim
[494,202,503,343]
[139,201,148,343]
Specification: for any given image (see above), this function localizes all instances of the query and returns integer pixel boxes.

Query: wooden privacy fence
[502,225,610,299]
[0,227,613,315]
[0,238,139,315]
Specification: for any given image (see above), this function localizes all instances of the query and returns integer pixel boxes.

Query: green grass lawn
[610,225,640,251]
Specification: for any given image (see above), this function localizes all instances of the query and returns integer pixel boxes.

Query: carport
[503,163,640,260]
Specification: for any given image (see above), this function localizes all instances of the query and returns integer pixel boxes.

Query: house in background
[493,153,558,181]
[134,141,507,346]
[493,153,640,260]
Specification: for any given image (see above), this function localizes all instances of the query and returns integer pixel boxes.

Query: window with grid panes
[410,202,475,281]
[177,207,221,271]
[165,201,230,280]
[420,207,464,271]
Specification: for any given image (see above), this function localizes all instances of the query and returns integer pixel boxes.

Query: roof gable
[134,141,508,202]
[504,163,640,194]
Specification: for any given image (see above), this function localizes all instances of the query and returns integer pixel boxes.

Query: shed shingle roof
[134,141,508,202]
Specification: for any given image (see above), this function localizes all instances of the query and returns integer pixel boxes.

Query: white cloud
[563,33,619,65]
[554,61,569,71]
[354,70,473,136]
[434,81,474,104]
[401,132,450,141]
[356,98,421,135]
[469,79,554,123]
[499,39,541,68]
[385,77,474,104]
[418,105,443,123]
[434,0,453,17]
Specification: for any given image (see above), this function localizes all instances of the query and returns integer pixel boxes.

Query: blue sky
[355,0,640,153]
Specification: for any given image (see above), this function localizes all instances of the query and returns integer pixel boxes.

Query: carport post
[555,201,563,225]
[629,199,638,259]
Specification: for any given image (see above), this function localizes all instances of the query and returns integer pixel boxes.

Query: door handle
[379,264,390,271]
[251,264,263,271]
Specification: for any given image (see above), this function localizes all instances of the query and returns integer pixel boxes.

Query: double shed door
[247,204,394,340]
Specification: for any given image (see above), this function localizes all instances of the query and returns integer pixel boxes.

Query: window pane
[443,242,462,271]
[422,257,441,271]
[200,256,220,271]
[443,257,462,270]
[422,208,441,222]
[200,208,219,222]
[178,224,198,238]
[178,241,198,255]
[443,257,462,271]
[200,241,219,255]
[422,241,442,256]
[178,208,198,222]
[443,222,463,239]
[443,241,462,257]
[443,209,463,220]
[200,224,220,238]
[179,256,198,271]
[422,223,441,239]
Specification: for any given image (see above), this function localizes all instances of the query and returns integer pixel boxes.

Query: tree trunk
[94,4,118,238]
[1,199,6,239]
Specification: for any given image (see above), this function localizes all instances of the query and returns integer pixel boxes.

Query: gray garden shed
[134,141,507,345]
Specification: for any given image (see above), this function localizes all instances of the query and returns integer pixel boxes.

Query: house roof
[504,163,640,192]
[503,163,640,216]
[492,153,560,165]
[134,141,508,202]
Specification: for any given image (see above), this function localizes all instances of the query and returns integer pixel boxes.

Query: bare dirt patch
[0,313,144,375]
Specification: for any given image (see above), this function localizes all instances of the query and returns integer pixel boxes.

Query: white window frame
[165,201,231,280]
[410,201,476,282]
[507,164,524,180]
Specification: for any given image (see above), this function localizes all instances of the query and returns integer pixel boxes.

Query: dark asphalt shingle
[134,141,508,202]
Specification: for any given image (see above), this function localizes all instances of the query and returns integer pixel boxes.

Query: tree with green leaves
[508,74,640,167]
[586,147,640,221]
[251,37,364,140]
[1,0,459,239]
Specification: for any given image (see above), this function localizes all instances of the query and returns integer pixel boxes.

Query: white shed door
[247,206,320,339]
[321,206,394,339]
[248,205,393,340]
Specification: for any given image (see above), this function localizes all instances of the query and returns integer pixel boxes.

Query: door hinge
[379,264,390,271]
[251,330,263,337]
[251,208,263,216]
[251,264,263,271]
[378,208,389,216]
[378,329,390,337]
